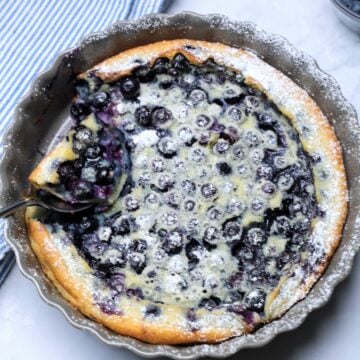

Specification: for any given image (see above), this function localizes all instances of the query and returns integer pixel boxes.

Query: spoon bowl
[0,189,97,218]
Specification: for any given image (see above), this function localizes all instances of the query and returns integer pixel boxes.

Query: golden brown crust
[26,209,243,344]
[27,39,348,344]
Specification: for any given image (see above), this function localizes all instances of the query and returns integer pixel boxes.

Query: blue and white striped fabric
[0,0,170,260]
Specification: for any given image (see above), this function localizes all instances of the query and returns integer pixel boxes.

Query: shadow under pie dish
[25,39,348,345]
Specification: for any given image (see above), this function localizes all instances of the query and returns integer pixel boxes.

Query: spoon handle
[0,198,37,218]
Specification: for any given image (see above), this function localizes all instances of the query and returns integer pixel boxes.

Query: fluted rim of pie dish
[1,12,359,359]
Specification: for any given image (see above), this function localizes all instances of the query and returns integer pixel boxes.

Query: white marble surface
[1,0,359,359]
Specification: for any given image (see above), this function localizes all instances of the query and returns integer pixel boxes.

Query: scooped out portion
[29,77,131,205]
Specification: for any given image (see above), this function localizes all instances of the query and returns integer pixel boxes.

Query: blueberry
[133,65,155,83]
[95,167,114,186]
[235,246,254,261]
[118,76,140,99]
[227,200,245,214]
[196,114,211,127]
[182,179,196,193]
[89,91,109,109]
[198,296,221,310]
[74,79,90,98]
[112,218,131,236]
[159,80,173,89]
[70,99,91,122]
[152,158,165,172]
[72,179,93,200]
[157,138,178,158]
[72,126,95,154]
[145,193,158,205]
[82,237,107,259]
[167,192,180,208]
[57,162,79,182]
[227,271,243,289]
[157,228,167,238]
[256,112,276,129]
[256,165,274,180]
[152,107,172,125]
[198,132,211,146]
[207,206,222,220]
[248,268,264,284]
[261,181,276,195]
[145,304,161,317]
[216,162,232,175]
[126,288,144,299]
[128,253,146,274]
[162,229,184,255]
[108,273,125,293]
[135,105,152,127]
[178,127,195,146]
[184,200,195,211]
[249,149,264,164]
[277,173,294,191]
[191,148,206,162]
[147,270,157,278]
[244,95,260,108]
[171,53,190,72]
[157,174,174,192]
[219,127,239,145]
[244,289,266,312]
[125,138,136,152]
[124,196,139,211]
[189,89,207,104]
[232,145,246,160]
[237,163,251,177]
[161,212,178,226]
[274,156,287,169]
[291,233,305,246]
[276,251,297,270]
[188,218,199,230]
[79,216,98,234]
[251,197,266,213]
[223,221,242,240]
[201,183,217,198]
[177,73,195,89]
[293,219,310,234]
[156,128,171,138]
[203,227,221,244]
[227,107,242,122]
[129,239,147,253]
[152,57,170,74]
[213,139,230,155]
[85,145,103,160]
[244,228,266,246]
[185,239,202,270]
[244,130,260,147]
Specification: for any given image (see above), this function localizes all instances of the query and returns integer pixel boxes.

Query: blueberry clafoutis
[26,40,348,344]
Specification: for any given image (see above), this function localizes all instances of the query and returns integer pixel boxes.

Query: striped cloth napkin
[0,0,170,264]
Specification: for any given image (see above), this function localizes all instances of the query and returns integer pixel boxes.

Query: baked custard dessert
[26,40,348,344]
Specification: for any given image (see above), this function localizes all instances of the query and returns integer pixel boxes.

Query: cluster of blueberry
[44,52,323,318]
[55,77,131,202]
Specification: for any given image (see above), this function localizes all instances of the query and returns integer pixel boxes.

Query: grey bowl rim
[1,11,359,359]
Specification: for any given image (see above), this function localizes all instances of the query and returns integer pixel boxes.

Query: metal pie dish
[1,12,359,359]
[330,0,360,33]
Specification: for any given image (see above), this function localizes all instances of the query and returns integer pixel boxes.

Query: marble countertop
[1,0,359,359]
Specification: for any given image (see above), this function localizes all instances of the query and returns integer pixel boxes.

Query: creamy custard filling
[40,54,322,317]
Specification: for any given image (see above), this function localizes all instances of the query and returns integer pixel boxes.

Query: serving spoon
[0,189,97,218]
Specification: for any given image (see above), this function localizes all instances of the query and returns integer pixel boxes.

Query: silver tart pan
[0,12,359,359]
